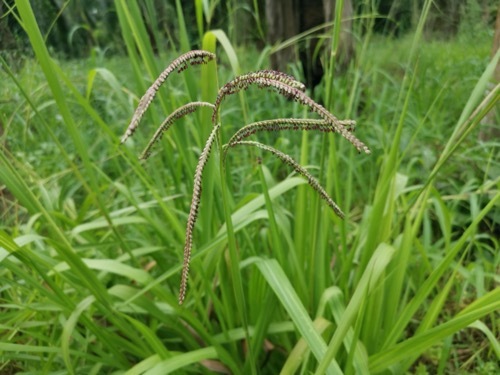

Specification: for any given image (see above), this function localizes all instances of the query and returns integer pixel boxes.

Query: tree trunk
[265,0,299,72]
[324,0,355,70]
[0,1,17,51]
[265,0,354,87]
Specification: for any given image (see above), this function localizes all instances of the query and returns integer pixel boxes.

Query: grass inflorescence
[121,50,216,143]
[121,51,369,303]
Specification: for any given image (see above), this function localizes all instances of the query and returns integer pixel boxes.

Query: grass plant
[0,0,498,373]
[120,53,370,305]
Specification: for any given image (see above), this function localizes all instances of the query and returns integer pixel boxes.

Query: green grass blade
[280,317,333,374]
[320,287,370,374]
[61,296,96,373]
[315,243,395,374]
[369,290,500,373]
[0,152,110,306]
[383,190,500,348]
[125,355,162,375]
[253,257,342,375]
[144,347,218,375]
[204,29,248,123]
[467,321,500,359]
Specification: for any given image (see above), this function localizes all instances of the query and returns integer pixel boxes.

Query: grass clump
[1,1,498,373]
[121,50,370,304]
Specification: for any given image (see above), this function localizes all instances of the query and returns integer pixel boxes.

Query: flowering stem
[217,127,256,374]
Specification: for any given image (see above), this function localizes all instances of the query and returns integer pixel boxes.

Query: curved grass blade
[144,347,219,375]
[315,243,395,375]
[280,317,333,374]
[247,257,342,374]
[369,290,500,373]
[61,296,96,372]
[252,257,341,375]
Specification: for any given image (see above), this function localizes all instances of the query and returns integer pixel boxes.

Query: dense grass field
[1,1,499,374]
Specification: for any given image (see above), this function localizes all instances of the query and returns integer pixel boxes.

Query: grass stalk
[217,131,257,374]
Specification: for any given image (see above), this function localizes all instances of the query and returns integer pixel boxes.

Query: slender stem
[217,131,256,374]
[257,164,285,263]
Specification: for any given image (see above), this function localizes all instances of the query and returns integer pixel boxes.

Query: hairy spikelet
[213,72,370,154]
[121,50,216,143]
[225,118,355,146]
[121,51,372,304]
[140,102,215,160]
[222,118,355,163]
[179,123,221,305]
[227,140,345,218]
[212,71,304,123]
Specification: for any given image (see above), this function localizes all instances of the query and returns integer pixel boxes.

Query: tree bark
[0,1,17,51]
[265,0,299,72]
[266,0,354,86]
[324,0,355,69]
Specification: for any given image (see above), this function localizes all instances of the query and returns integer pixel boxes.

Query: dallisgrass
[119,50,370,306]
[0,0,498,373]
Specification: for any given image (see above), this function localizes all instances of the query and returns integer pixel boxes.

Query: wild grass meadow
[0,0,498,373]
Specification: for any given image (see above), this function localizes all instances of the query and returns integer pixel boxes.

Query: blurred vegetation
[1,0,498,60]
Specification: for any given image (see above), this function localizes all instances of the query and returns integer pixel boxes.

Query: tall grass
[1,0,498,373]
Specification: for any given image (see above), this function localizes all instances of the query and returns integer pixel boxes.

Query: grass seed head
[121,50,215,144]
[179,123,221,304]
[123,51,371,304]
[140,102,215,160]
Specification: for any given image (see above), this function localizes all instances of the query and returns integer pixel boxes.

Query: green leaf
[369,290,500,372]
[315,243,395,374]
[144,347,218,375]
[61,296,96,373]
[253,257,342,375]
